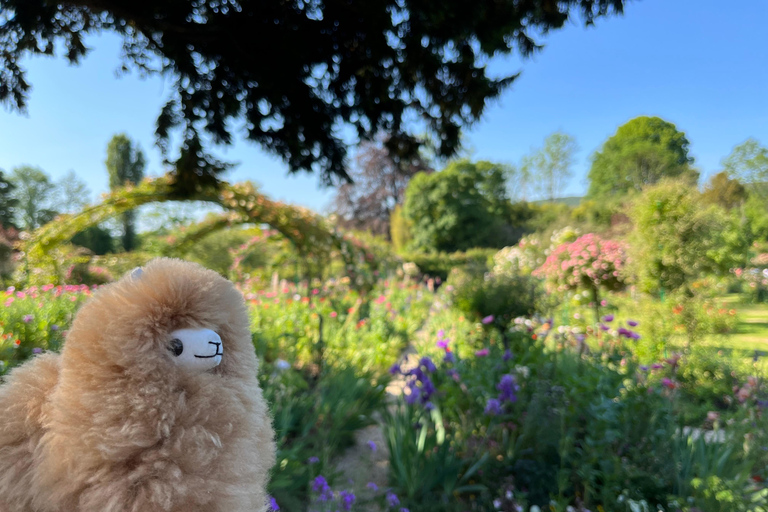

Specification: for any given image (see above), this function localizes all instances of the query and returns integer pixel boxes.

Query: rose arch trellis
[17,175,379,288]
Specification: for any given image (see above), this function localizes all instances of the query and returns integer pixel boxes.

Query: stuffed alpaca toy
[0,259,276,512]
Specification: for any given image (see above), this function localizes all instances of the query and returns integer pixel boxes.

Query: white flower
[505,490,513,500]
[493,499,502,509]
[530,506,541,512]
[275,359,291,371]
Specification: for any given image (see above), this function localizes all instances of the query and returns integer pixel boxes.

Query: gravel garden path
[329,295,443,507]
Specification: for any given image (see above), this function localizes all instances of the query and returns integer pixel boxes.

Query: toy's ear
[130,267,144,280]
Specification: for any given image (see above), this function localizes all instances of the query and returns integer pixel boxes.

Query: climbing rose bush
[533,233,628,294]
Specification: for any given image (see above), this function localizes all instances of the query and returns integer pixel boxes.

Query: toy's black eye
[169,338,183,357]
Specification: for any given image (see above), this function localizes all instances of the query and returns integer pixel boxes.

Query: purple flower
[50,324,59,331]
[599,323,610,331]
[475,348,489,357]
[639,365,649,372]
[497,374,518,403]
[366,482,379,491]
[651,363,664,370]
[485,398,502,416]
[389,363,401,375]
[503,349,513,362]
[23,314,33,323]
[405,385,419,405]
[420,356,436,373]
[32,348,42,354]
[339,490,356,511]
[386,491,400,507]
[443,352,455,364]
[436,338,449,349]
[400,509,410,512]
[629,331,641,340]
[269,496,280,511]
[481,315,495,325]
[602,314,614,323]
[409,367,425,381]
[424,401,435,411]
[312,475,328,492]
[308,456,320,464]
[437,329,445,338]
[367,440,377,452]
[627,320,639,327]
[313,475,333,502]
[420,377,436,401]
[617,327,631,338]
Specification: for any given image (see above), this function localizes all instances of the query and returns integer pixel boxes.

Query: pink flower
[475,348,490,357]
[481,315,494,325]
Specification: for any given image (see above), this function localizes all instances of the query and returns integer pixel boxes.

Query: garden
[4,139,768,512]
[1,1,766,509]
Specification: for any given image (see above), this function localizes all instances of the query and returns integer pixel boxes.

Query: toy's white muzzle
[167,328,223,373]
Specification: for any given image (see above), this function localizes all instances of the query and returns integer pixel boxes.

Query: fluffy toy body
[0,259,276,512]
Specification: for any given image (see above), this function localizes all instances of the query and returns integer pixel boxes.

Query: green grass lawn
[699,295,768,373]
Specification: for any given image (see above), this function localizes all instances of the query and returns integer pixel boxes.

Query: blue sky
[1,0,766,213]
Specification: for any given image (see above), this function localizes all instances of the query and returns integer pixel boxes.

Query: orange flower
[531,334,538,340]
[672,305,683,315]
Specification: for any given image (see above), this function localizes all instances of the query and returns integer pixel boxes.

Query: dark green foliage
[401,248,496,280]
[449,267,541,326]
[70,225,116,255]
[403,160,516,252]
[0,0,627,190]
[0,170,18,229]
[105,134,145,251]
[587,116,699,198]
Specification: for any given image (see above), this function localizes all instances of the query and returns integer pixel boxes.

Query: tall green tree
[520,131,578,201]
[106,134,146,251]
[9,166,58,230]
[722,138,768,199]
[0,0,628,192]
[55,170,92,214]
[0,169,18,228]
[403,160,514,252]
[587,116,698,198]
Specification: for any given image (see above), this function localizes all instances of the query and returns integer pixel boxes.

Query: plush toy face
[60,258,257,383]
[167,328,223,372]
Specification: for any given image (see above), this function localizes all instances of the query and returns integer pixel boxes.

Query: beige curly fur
[0,258,276,512]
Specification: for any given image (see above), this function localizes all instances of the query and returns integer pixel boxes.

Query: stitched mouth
[195,348,223,359]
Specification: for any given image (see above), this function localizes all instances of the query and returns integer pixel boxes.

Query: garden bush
[400,248,496,280]
[448,266,541,328]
